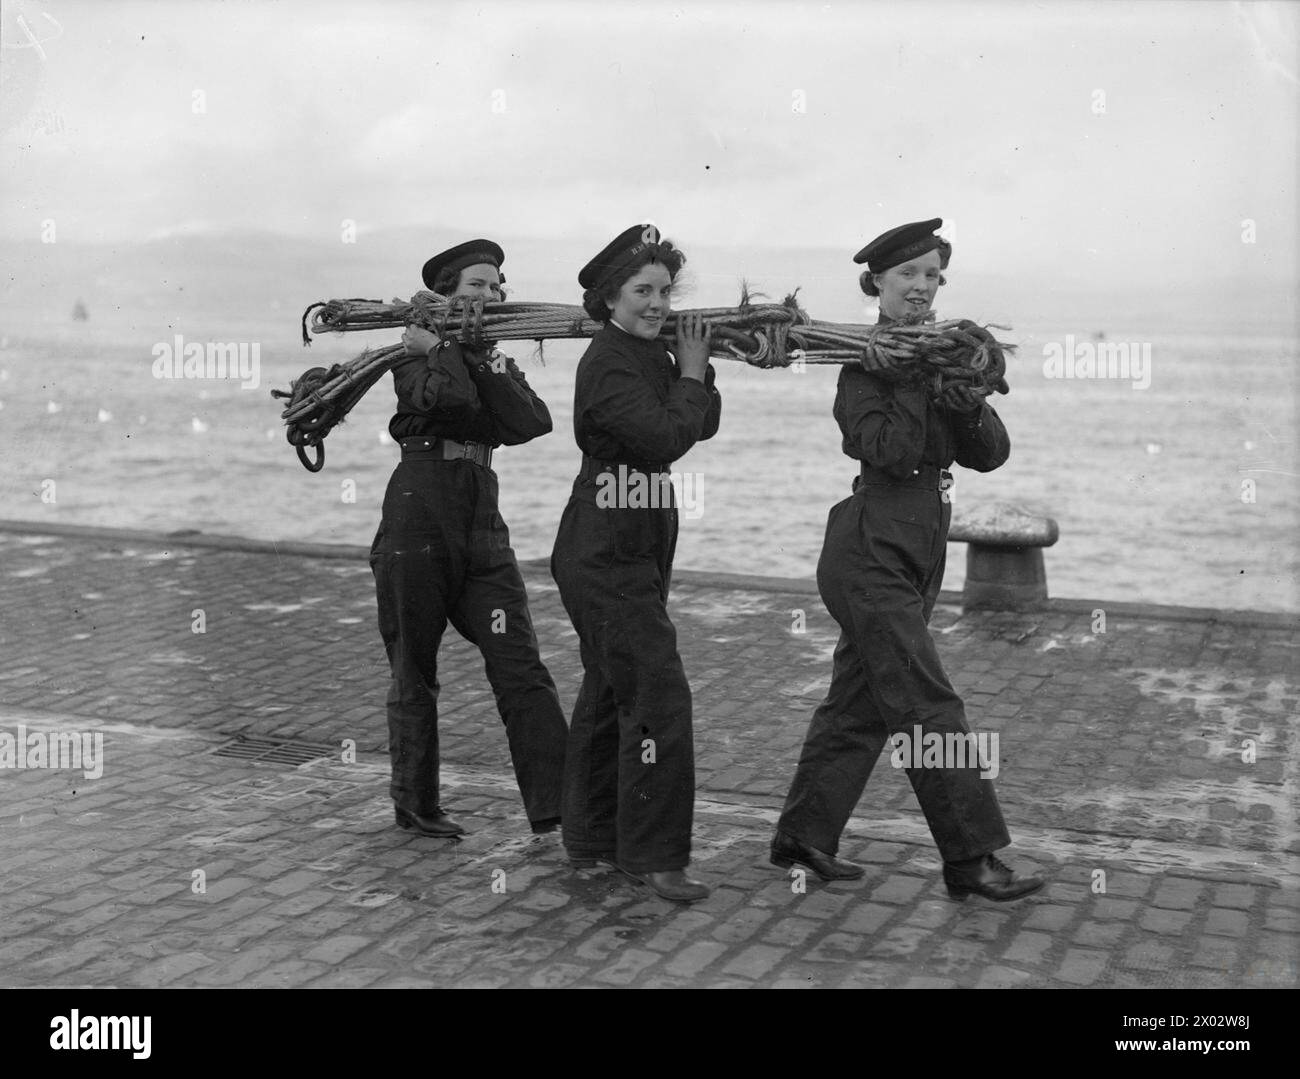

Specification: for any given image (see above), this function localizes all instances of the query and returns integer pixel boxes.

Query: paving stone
[1072,921,1128,948]
[1212,883,1258,911]
[196,876,259,903]
[927,938,991,978]
[761,917,823,948]
[975,965,1037,988]
[1203,907,1251,939]
[788,888,855,919]
[243,960,333,988]
[1023,904,1074,932]
[841,903,896,936]
[1093,897,1140,921]
[306,967,390,988]
[870,874,929,905]
[15,938,127,984]
[593,948,660,986]
[301,934,375,964]
[721,944,787,981]
[949,909,1011,942]
[525,963,589,989]
[1139,908,1195,936]
[0,911,60,940]
[662,941,728,978]
[1188,937,1240,971]
[263,870,329,897]
[864,926,930,960]
[192,944,298,985]
[125,951,216,986]
[857,842,909,864]
[641,911,716,952]
[0,937,58,966]
[1121,940,1176,970]
[1151,878,1204,911]
[904,899,961,930]
[1056,948,1109,986]
[1263,906,1299,934]
[1096,872,1155,899]
[41,890,115,915]
[1002,931,1054,967]
[710,907,773,944]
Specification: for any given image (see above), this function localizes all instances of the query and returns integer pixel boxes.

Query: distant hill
[2,229,1295,338]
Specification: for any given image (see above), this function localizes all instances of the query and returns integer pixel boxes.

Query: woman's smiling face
[453,262,504,301]
[873,248,942,320]
[609,262,674,339]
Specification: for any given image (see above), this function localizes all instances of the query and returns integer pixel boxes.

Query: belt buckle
[938,469,955,503]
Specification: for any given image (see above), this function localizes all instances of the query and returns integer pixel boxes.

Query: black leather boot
[626,869,710,903]
[770,829,865,881]
[943,853,1044,901]
[395,806,466,838]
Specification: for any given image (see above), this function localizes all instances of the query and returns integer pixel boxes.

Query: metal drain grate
[213,734,338,766]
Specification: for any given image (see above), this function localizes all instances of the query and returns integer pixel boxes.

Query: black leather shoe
[530,817,561,835]
[395,806,466,838]
[943,853,1044,902]
[770,830,865,881]
[627,869,710,903]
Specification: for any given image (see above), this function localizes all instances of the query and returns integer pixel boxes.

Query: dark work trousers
[369,457,567,824]
[778,472,1010,862]
[550,472,695,874]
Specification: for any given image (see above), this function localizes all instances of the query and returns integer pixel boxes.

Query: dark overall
[371,338,568,826]
[550,324,722,874]
[778,319,1012,862]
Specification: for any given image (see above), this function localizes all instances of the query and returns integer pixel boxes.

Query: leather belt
[577,454,670,482]
[858,464,954,490]
[400,436,493,468]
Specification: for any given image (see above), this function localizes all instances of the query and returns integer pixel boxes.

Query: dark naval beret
[853,218,945,272]
[421,238,505,290]
[579,223,663,290]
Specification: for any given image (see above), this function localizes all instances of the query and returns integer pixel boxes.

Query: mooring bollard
[948,502,1060,610]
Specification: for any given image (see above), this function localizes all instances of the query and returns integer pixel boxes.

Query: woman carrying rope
[370,239,567,838]
[771,219,1044,902]
[551,224,721,903]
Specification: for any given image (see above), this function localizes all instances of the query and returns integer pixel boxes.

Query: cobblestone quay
[0,523,1295,988]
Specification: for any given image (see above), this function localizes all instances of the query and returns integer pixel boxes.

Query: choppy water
[0,310,1296,612]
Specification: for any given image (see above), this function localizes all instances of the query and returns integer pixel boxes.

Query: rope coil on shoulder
[278,288,1015,471]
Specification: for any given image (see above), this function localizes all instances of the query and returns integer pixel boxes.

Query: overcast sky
[1,0,1296,292]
